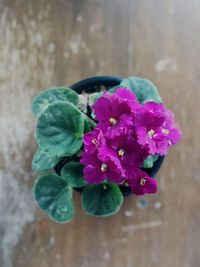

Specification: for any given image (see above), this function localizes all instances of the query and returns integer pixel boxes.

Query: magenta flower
[93,88,141,139]
[80,151,125,184]
[114,87,140,107]
[135,102,182,155]
[83,128,105,153]
[105,133,148,168]
[159,109,182,146]
[80,86,181,197]
[126,169,157,195]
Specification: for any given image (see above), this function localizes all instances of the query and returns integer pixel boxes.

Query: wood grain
[0,0,200,267]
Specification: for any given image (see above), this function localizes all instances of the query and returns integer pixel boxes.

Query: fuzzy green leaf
[61,161,86,188]
[36,101,84,158]
[83,116,92,133]
[81,183,123,217]
[32,148,60,172]
[31,87,79,118]
[34,173,74,223]
[143,155,159,169]
[108,85,121,94]
[120,77,162,103]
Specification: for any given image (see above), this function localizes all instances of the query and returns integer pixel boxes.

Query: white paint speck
[32,32,43,46]
[102,251,111,260]
[121,221,162,232]
[64,51,69,59]
[154,202,162,210]
[47,42,56,53]
[124,210,134,217]
[155,58,178,73]
[102,237,128,247]
[171,63,178,71]
[76,15,83,23]
[47,236,55,249]
[69,35,82,55]
[55,253,61,260]
[11,19,17,29]
[89,24,96,34]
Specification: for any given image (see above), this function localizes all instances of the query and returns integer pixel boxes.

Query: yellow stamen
[109,117,117,125]
[162,128,169,135]
[101,163,107,172]
[118,149,125,157]
[140,178,146,186]
[148,129,155,138]
[92,138,98,144]
[103,184,107,190]
[124,182,129,187]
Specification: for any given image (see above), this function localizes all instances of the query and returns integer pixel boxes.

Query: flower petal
[83,128,105,153]
[126,169,157,195]
[83,165,106,184]
[93,93,111,122]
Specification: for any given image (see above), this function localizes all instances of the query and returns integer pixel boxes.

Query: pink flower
[105,133,148,168]
[135,102,182,155]
[126,169,157,195]
[83,128,105,153]
[80,87,182,196]
[81,151,124,184]
[93,88,141,139]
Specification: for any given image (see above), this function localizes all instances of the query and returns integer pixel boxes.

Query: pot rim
[69,75,123,93]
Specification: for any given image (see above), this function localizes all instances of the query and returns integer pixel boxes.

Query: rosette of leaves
[32,78,162,223]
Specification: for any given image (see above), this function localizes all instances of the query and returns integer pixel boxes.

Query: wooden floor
[0,0,200,267]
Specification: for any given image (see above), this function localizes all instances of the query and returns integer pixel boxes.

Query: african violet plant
[31,77,182,223]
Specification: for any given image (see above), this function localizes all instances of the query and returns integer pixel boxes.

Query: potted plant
[31,76,182,223]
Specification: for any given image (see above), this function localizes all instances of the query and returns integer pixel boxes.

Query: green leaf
[36,101,84,158]
[143,155,159,169]
[108,85,121,94]
[120,77,162,103]
[31,87,79,118]
[81,183,123,217]
[83,116,92,133]
[34,173,74,223]
[61,161,86,188]
[32,148,60,172]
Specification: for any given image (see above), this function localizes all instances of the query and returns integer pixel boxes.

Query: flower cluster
[81,88,182,195]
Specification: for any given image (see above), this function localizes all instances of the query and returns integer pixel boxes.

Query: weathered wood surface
[0,0,199,267]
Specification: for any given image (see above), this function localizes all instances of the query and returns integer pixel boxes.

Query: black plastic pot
[55,76,164,197]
